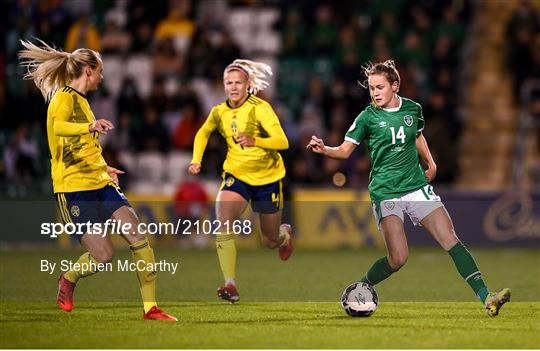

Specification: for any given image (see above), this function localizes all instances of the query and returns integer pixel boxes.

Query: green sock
[360,256,398,285]
[448,242,489,302]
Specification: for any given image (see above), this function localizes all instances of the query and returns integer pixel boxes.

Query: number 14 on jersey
[390,126,405,144]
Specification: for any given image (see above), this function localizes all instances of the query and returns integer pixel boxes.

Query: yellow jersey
[47,86,110,193]
[192,94,288,186]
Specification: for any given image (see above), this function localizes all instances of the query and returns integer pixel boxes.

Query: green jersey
[345,96,427,201]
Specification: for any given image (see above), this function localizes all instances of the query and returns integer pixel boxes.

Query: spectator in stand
[436,6,464,47]
[303,77,330,123]
[186,28,217,78]
[154,2,195,54]
[130,22,154,53]
[100,16,132,55]
[110,111,137,152]
[64,14,101,52]
[377,11,400,50]
[89,86,116,146]
[431,35,456,73]
[3,124,41,180]
[214,31,241,72]
[135,106,170,152]
[281,7,307,55]
[309,5,338,55]
[153,38,185,78]
[371,34,393,62]
[34,0,70,45]
[507,0,540,96]
[423,91,458,182]
[400,31,429,68]
[173,101,203,150]
[117,78,144,121]
[147,77,169,114]
[6,16,35,61]
[409,5,435,50]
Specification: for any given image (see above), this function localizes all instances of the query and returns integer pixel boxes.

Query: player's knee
[92,247,114,263]
[130,233,146,244]
[439,229,459,251]
[447,232,459,246]
[388,254,408,270]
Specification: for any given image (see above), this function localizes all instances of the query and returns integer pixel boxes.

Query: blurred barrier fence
[291,190,383,249]
[1,190,539,248]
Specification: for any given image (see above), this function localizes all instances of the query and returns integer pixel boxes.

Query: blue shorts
[221,173,283,214]
[55,183,130,240]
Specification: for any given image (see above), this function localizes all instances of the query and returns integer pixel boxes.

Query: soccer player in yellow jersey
[18,39,176,321]
[189,59,294,303]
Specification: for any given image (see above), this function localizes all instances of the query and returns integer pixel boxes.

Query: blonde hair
[224,59,272,94]
[360,59,401,89]
[18,39,102,101]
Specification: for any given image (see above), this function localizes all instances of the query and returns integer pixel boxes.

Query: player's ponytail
[224,59,273,94]
[18,39,102,101]
[359,60,401,90]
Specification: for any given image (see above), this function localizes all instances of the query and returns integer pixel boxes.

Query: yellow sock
[130,238,157,313]
[64,252,100,283]
[215,233,236,282]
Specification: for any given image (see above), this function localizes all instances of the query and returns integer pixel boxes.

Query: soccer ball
[341,282,378,317]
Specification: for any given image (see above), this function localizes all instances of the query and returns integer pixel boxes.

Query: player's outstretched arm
[190,112,217,173]
[188,163,201,175]
[306,136,356,160]
[416,132,437,182]
[107,166,125,185]
[90,119,114,134]
[54,118,113,136]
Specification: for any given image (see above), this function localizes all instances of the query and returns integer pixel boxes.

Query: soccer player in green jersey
[307,60,510,316]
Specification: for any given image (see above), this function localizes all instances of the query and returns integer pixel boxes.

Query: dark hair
[359,60,401,89]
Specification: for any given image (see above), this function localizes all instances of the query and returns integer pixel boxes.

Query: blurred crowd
[2,0,472,193]
[506,0,540,185]
[507,0,540,100]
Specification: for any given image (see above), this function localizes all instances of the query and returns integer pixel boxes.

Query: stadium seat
[167,151,192,184]
[101,55,125,98]
[118,151,136,174]
[126,55,153,99]
[136,152,165,182]
[128,181,160,195]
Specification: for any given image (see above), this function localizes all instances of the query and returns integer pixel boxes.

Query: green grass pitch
[1,248,539,348]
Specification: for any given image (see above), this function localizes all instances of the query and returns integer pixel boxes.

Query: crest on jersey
[225,177,235,187]
[404,115,413,127]
[70,205,80,217]
[384,201,395,211]
[231,119,238,134]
